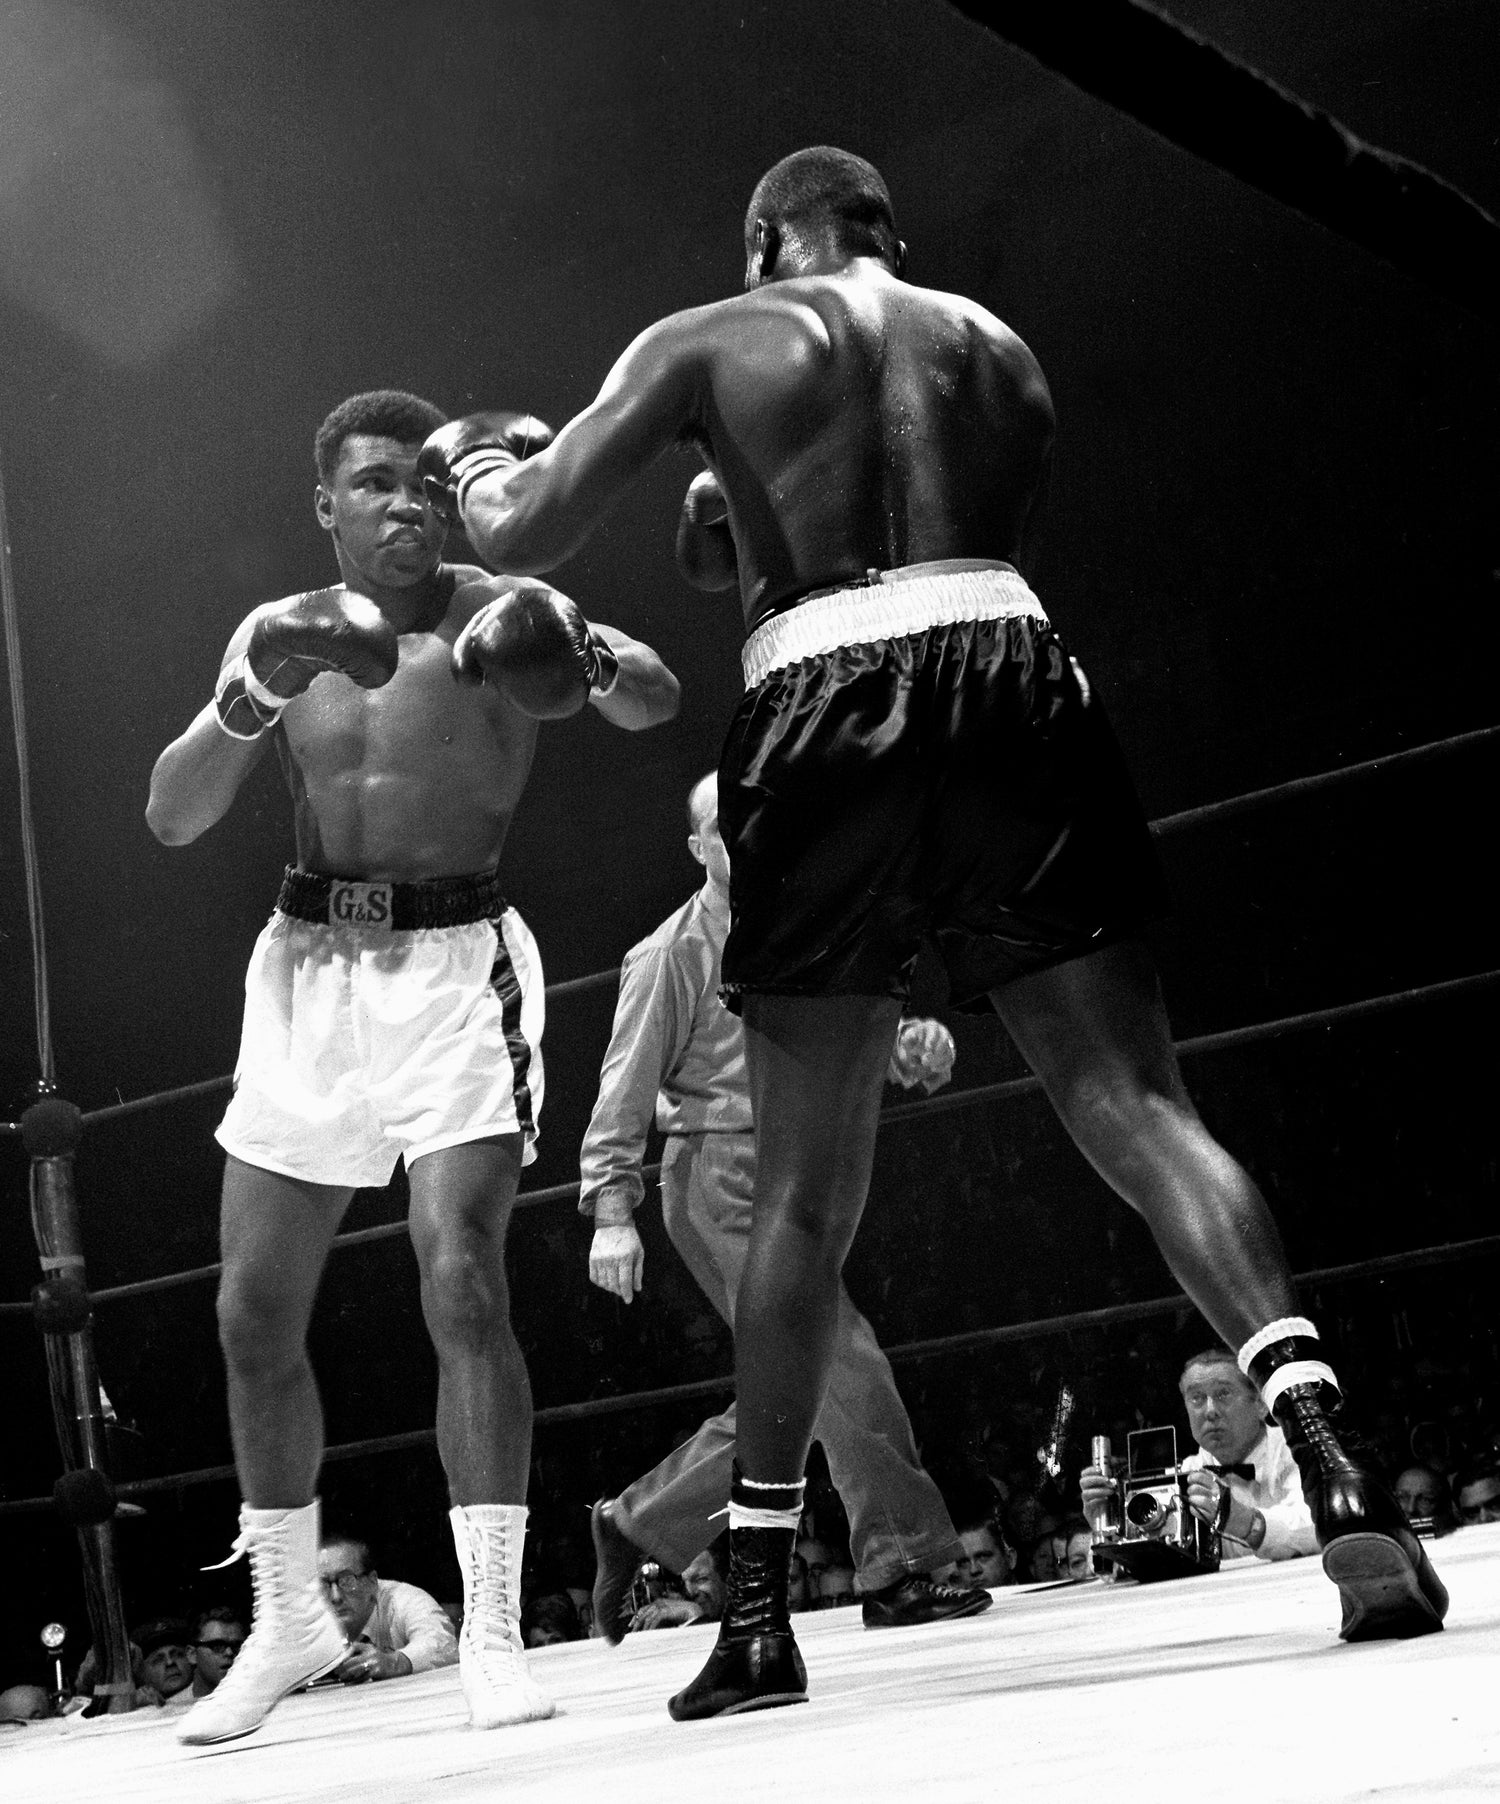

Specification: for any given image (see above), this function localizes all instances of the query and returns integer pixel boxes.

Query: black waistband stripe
[275,867,507,930]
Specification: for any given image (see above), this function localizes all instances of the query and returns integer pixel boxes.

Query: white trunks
[216,868,544,1188]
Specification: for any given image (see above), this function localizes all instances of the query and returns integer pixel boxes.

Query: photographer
[626,1545,728,1633]
[316,1530,457,1681]
[1081,1349,1317,1562]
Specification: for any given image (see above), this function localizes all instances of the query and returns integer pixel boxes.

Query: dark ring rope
[0,965,1493,1323]
[879,966,1500,1128]
[1,719,1490,1143]
[2,1228,1496,1518]
[1147,722,1500,840]
[948,0,1500,321]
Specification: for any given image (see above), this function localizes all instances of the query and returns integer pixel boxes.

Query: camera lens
[1124,1491,1164,1530]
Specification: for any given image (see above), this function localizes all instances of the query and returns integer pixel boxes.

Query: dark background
[1,0,1496,1676]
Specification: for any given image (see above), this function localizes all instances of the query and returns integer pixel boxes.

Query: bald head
[0,1684,52,1723]
[687,772,730,897]
[687,772,717,835]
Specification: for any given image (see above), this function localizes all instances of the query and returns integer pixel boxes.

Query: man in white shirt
[317,1532,458,1681]
[1082,1348,1318,1561]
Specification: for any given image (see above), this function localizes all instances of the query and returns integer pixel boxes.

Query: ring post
[22,1086,137,1714]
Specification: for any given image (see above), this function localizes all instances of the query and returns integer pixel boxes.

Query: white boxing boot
[450,1504,555,1728]
[178,1501,347,1745]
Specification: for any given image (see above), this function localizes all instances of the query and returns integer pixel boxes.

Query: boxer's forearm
[146,703,270,845]
[464,321,703,572]
[587,627,681,731]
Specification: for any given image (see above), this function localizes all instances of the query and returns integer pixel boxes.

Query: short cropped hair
[1179,1347,1255,1391]
[314,389,447,485]
[190,1604,245,1640]
[746,147,896,258]
[318,1528,375,1573]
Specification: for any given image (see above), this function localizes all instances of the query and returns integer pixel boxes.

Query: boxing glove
[417,411,555,523]
[451,581,619,719]
[675,470,738,591]
[215,588,398,738]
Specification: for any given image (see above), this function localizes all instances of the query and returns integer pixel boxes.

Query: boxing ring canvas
[6,1524,1497,1804]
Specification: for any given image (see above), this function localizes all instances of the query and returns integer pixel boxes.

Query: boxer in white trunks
[147,388,679,1743]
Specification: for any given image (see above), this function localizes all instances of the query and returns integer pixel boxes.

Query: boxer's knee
[216,1273,308,1381]
[418,1233,512,1356]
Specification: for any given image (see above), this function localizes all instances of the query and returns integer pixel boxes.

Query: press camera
[1091,1426,1220,1582]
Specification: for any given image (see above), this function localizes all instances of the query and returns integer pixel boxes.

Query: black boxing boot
[668,1469,807,1721]
[1241,1318,1448,1642]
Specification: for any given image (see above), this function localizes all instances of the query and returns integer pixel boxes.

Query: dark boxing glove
[417,411,555,523]
[215,588,398,739]
[451,580,619,720]
[675,470,738,591]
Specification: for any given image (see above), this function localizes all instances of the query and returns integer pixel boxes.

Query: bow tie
[1205,1462,1255,1480]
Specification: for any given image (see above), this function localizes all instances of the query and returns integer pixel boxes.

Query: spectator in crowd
[1393,1466,1456,1535]
[0,1684,55,1726]
[1455,1469,1500,1526]
[1025,1535,1061,1583]
[133,1621,196,1702]
[183,1608,247,1700]
[1081,1348,1318,1563]
[812,1563,858,1609]
[796,1531,842,1592]
[71,1638,159,1711]
[521,1593,584,1649]
[682,1544,729,1622]
[628,1542,730,1631]
[317,1530,458,1682]
[1052,1516,1096,1581]
[940,1511,1018,1591]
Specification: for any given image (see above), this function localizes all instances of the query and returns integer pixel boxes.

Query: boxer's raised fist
[248,588,399,699]
[417,411,555,522]
[217,588,398,737]
[452,580,617,719]
[675,470,737,591]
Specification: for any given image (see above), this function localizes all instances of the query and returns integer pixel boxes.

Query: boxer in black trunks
[421,148,1447,1715]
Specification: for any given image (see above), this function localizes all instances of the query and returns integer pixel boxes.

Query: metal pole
[23,1091,137,1714]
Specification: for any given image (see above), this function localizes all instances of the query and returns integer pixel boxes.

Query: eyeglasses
[320,1569,371,1593]
[194,1639,245,1657]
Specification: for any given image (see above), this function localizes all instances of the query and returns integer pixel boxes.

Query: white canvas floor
[6,1521,1497,1804]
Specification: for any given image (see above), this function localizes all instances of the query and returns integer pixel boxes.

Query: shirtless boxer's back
[427,149,1447,1718]
[662,261,1053,625]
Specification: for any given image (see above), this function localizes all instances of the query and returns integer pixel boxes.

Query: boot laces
[464,1521,524,1658]
[1284,1384,1355,1467]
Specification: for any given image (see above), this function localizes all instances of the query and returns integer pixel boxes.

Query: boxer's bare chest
[275,616,539,879]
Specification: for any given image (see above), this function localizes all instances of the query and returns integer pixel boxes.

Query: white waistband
[741,565,1049,690]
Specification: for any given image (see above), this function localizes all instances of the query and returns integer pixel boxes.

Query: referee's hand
[590,1222,646,1303]
[888,1017,956,1093]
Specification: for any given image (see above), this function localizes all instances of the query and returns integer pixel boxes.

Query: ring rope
[1147,721,1500,840]
[0,965,1493,1321]
[1,718,1489,1141]
[880,965,1500,1127]
[949,0,1500,322]
[2,1228,1496,1518]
